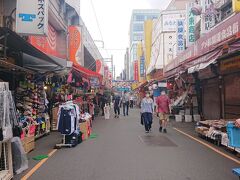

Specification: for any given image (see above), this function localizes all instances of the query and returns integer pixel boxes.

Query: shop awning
[73,63,102,80]
[22,53,70,73]
[188,58,217,74]
[0,27,66,69]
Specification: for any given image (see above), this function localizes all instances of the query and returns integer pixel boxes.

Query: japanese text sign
[140,56,145,77]
[162,13,185,32]
[186,2,195,47]
[176,19,185,53]
[16,0,48,35]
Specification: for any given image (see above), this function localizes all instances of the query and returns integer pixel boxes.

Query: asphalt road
[19,109,239,180]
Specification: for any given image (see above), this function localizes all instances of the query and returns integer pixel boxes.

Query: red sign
[69,26,82,65]
[165,13,240,74]
[29,24,66,58]
[134,60,139,81]
[96,60,103,74]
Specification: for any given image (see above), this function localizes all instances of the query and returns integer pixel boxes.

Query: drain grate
[140,135,177,147]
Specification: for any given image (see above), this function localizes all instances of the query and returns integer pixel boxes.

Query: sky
[80,0,171,77]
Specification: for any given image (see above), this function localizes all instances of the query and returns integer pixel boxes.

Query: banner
[16,0,48,35]
[69,26,82,65]
[176,19,185,54]
[233,0,240,12]
[162,13,185,32]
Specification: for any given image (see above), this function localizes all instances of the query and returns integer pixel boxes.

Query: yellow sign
[233,0,240,12]
[220,56,240,72]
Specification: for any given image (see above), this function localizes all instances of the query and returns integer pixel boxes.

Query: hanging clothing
[57,102,80,135]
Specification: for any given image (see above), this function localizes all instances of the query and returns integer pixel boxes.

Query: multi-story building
[129,9,160,80]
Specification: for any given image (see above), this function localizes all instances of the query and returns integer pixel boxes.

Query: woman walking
[141,92,154,133]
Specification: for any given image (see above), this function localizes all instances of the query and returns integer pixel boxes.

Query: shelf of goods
[16,80,51,153]
[195,119,236,148]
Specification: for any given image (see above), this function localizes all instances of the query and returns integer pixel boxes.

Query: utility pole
[111,55,114,80]
[113,65,116,80]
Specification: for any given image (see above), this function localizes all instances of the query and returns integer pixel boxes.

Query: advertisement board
[69,26,82,65]
[16,0,48,35]
[186,2,195,47]
[176,19,185,53]
[162,13,185,32]
[134,61,139,81]
[140,56,145,77]
[29,24,66,58]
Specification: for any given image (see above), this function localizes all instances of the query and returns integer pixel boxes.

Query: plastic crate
[227,122,240,148]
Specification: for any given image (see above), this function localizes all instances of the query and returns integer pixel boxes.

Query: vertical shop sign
[69,26,82,65]
[140,56,145,77]
[16,0,48,35]
[233,0,240,12]
[186,2,195,47]
[134,61,139,81]
[176,19,185,53]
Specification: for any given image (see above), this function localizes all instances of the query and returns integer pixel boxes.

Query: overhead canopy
[22,53,69,73]
[0,27,67,72]
[73,63,102,80]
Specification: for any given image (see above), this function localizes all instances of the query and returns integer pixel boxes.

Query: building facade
[124,48,130,80]
[129,9,160,80]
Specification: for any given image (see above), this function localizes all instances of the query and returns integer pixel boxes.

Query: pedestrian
[122,91,130,116]
[100,94,106,116]
[104,103,110,119]
[113,92,121,118]
[156,91,171,133]
[130,95,134,108]
[141,92,154,133]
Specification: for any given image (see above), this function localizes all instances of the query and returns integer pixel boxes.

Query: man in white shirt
[122,91,130,116]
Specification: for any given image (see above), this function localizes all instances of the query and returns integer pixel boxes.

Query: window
[133,34,143,41]
[133,24,144,32]
[134,15,145,21]
[147,15,158,20]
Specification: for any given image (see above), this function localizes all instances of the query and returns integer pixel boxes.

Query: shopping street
[16,109,239,180]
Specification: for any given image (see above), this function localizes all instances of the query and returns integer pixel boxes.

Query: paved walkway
[18,109,239,180]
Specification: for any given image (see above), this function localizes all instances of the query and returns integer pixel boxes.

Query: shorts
[159,113,169,121]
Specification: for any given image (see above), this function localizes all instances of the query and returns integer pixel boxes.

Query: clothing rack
[55,101,80,149]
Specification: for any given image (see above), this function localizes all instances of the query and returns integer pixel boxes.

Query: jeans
[142,112,153,131]
[123,102,129,116]
[114,106,120,115]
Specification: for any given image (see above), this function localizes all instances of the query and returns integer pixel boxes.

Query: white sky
[80,0,171,77]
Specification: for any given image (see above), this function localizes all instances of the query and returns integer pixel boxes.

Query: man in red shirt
[156,91,171,133]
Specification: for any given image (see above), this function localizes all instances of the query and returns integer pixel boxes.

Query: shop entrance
[202,78,221,119]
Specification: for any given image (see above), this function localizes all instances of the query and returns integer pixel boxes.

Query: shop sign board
[164,13,240,74]
[16,0,48,35]
[69,26,82,65]
[176,19,185,53]
[162,13,185,32]
[90,77,100,87]
[186,2,195,47]
[220,56,240,73]
[134,60,139,81]
[232,0,240,13]
[96,60,103,75]
[140,56,145,77]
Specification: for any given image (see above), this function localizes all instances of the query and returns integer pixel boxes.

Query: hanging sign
[134,60,139,81]
[140,56,145,77]
[69,26,82,65]
[186,2,195,47]
[16,0,48,35]
[176,19,185,53]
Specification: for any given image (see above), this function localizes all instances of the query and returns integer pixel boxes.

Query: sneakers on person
[145,131,149,133]
[159,127,162,132]
[163,129,167,133]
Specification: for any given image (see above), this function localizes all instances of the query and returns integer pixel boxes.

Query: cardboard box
[79,122,88,140]
[51,107,59,130]
[22,135,35,153]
